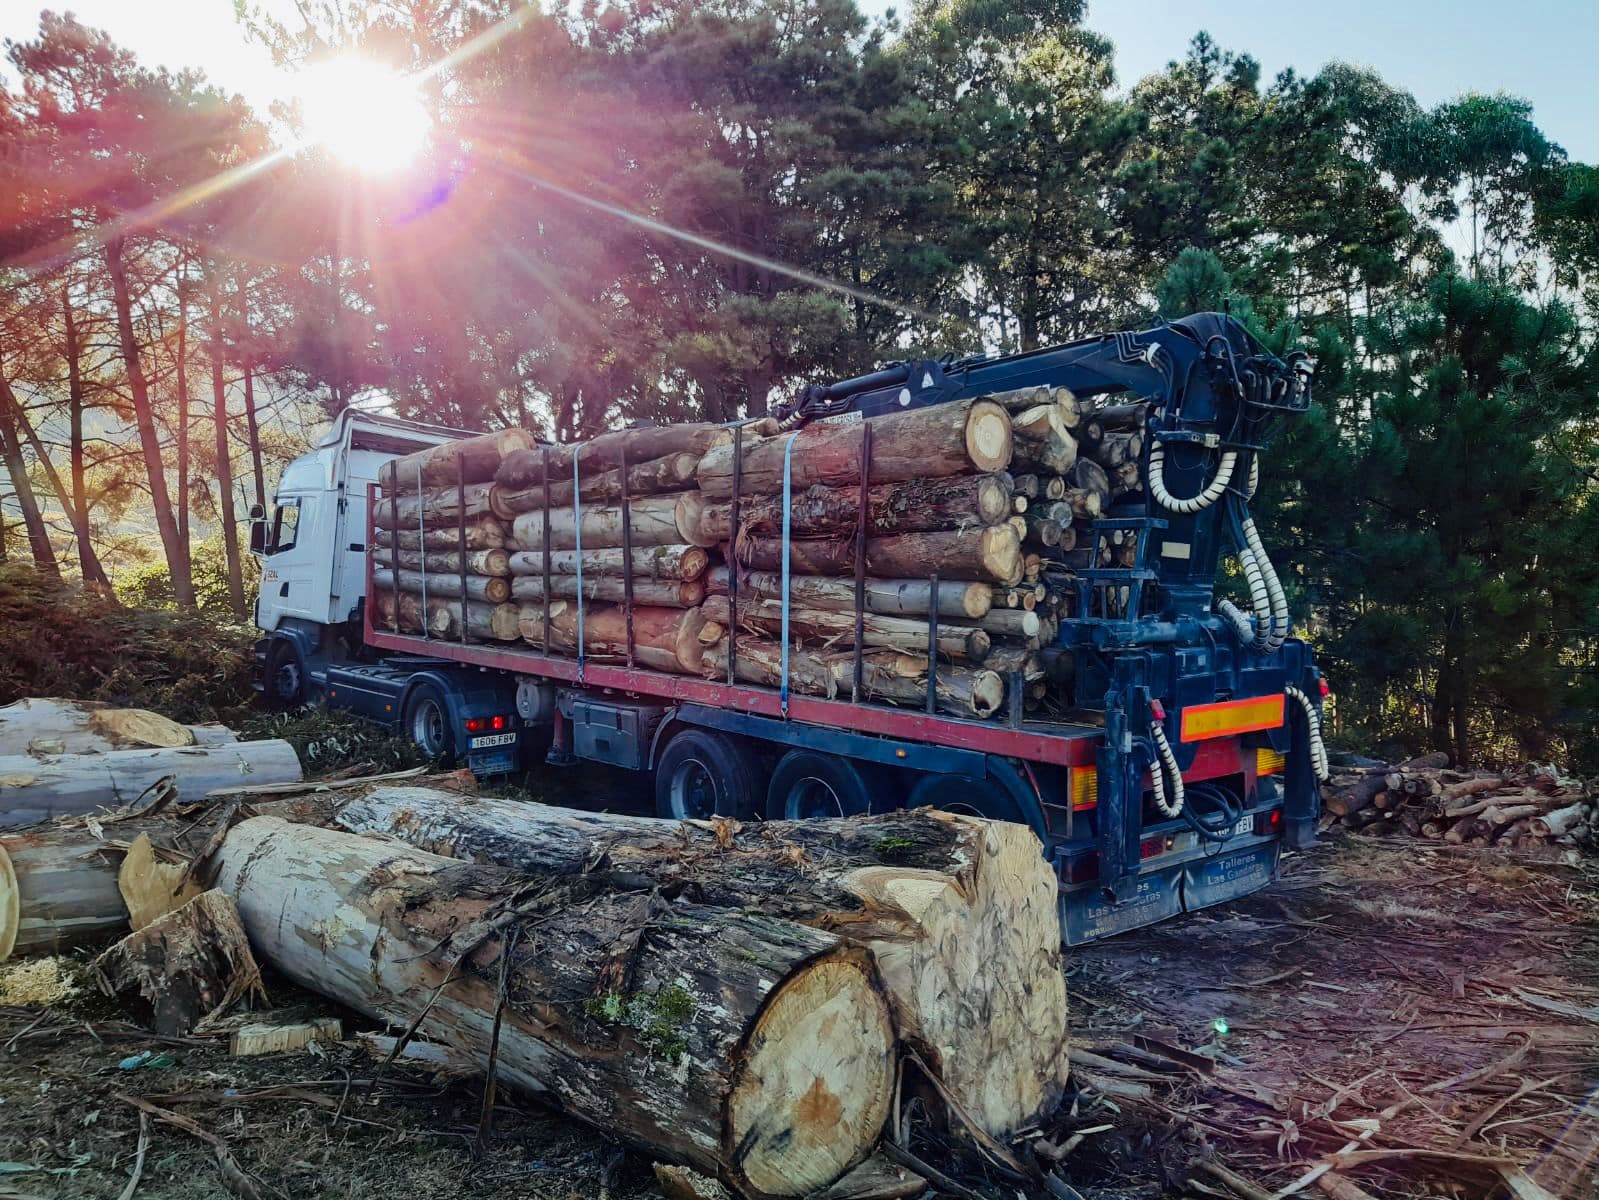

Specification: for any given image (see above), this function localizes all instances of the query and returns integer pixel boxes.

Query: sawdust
[0,956,80,1006]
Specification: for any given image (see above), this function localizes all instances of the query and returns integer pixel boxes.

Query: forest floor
[2,791,1596,1200]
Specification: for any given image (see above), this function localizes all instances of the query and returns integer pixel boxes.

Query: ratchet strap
[572,447,584,683]
[779,433,798,717]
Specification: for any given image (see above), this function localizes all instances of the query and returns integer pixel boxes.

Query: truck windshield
[269,498,302,554]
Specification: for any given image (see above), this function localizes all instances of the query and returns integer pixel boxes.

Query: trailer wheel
[403,683,456,766]
[906,773,1026,824]
[654,730,760,820]
[766,751,889,820]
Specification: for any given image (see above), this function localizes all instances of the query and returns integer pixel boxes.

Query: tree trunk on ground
[517,602,708,673]
[709,569,992,621]
[0,741,302,829]
[496,452,703,514]
[213,816,896,1196]
[497,424,735,491]
[373,547,511,576]
[702,474,1012,542]
[380,428,536,495]
[61,281,108,585]
[696,400,1011,497]
[373,516,505,551]
[106,236,193,606]
[701,638,1003,719]
[701,595,990,662]
[373,567,511,604]
[0,698,235,757]
[207,282,246,620]
[507,545,709,582]
[0,366,58,578]
[370,589,520,642]
[336,788,1069,1138]
[510,574,705,609]
[736,526,1023,586]
[509,493,713,551]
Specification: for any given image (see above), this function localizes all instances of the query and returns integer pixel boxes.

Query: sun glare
[296,59,432,174]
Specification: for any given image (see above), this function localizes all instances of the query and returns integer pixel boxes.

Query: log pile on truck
[1321,754,1595,854]
[367,387,1151,721]
[0,704,1070,1198]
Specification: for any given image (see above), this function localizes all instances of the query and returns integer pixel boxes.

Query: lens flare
[297,59,431,174]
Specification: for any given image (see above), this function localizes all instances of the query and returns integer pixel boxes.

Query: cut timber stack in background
[0,706,1070,1199]
[1321,754,1595,858]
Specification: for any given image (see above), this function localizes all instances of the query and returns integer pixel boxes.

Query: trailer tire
[766,751,891,821]
[653,730,760,821]
[906,773,1027,825]
[403,683,456,767]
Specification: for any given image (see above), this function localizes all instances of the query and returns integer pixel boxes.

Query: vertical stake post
[851,421,871,704]
[456,454,468,646]
[727,423,742,687]
[540,447,552,656]
[619,438,636,669]
[387,466,399,634]
[416,464,428,640]
[925,571,940,715]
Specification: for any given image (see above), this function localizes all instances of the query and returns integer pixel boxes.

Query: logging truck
[249,312,1328,945]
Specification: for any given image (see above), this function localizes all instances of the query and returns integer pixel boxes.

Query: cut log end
[965,401,1013,473]
[0,842,17,960]
[727,952,895,1197]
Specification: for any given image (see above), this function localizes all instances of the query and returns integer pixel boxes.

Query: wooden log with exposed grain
[379,429,536,496]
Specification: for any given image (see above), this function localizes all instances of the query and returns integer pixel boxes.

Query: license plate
[1232,815,1255,837]
[469,732,516,749]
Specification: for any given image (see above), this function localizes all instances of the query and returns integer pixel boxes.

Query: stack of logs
[369,389,1153,720]
[1321,753,1595,854]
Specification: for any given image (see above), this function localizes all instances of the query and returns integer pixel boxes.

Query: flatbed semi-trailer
[251,312,1328,945]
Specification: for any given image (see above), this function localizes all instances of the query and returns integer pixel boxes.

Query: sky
[0,0,1593,163]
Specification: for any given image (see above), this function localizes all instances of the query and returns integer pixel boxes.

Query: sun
[296,58,432,174]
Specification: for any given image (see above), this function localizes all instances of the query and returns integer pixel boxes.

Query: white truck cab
[249,409,470,702]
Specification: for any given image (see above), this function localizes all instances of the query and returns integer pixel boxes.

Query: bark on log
[736,526,1023,586]
[1,826,124,956]
[336,789,1068,1138]
[982,386,1079,429]
[373,567,511,604]
[212,816,895,1196]
[378,429,535,496]
[1092,432,1142,469]
[517,602,708,674]
[702,640,1003,720]
[701,474,1011,543]
[700,596,990,663]
[510,574,706,609]
[713,570,991,621]
[509,493,714,551]
[0,741,302,829]
[372,481,500,530]
[697,400,1011,498]
[1010,405,1077,474]
[371,589,521,642]
[497,424,735,490]
[0,698,235,757]
[1025,517,1062,548]
[1532,802,1590,838]
[373,515,506,551]
[953,609,1040,640]
[508,545,710,582]
[494,452,703,515]
[1067,460,1110,503]
[373,547,511,577]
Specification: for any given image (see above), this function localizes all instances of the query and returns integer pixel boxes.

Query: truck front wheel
[654,730,760,820]
[404,684,456,766]
[263,641,305,709]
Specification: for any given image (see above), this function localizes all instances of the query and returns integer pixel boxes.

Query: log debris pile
[0,711,1069,1199]
[1321,753,1595,856]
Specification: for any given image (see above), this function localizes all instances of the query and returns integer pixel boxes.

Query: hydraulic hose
[1216,597,1257,645]
[1148,718,1185,818]
[1241,515,1289,651]
[1149,442,1237,514]
[1286,685,1331,781]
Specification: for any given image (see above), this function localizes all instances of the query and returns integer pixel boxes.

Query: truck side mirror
[248,503,266,521]
[249,520,267,555]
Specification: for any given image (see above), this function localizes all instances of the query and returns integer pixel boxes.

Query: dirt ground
[2,824,1596,1200]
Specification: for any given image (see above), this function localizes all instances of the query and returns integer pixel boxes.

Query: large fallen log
[708,569,992,621]
[373,567,511,604]
[702,639,1003,720]
[736,526,1023,586]
[212,816,896,1195]
[371,589,521,642]
[333,789,1069,1139]
[510,574,706,609]
[517,602,708,674]
[372,481,501,530]
[701,474,1012,541]
[509,493,716,551]
[497,424,735,490]
[372,547,512,577]
[700,595,990,662]
[378,428,535,495]
[697,400,1011,497]
[0,698,236,757]
[0,741,303,829]
[373,515,506,551]
[508,545,710,582]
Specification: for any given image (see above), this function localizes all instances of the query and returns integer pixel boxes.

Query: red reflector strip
[1180,695,1285,743]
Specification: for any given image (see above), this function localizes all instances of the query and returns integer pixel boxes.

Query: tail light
[1140,835,1176,860]
[1253,809,1283,836]
[464,714,511,734]
[1256,747,1287,776]
[1318,678,1331,698]
[1062,852,1099,884]
[1070,766,1098,811]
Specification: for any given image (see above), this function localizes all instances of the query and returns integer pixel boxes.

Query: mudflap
[1060,870,1182,946]
[1181,841,1281,913]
